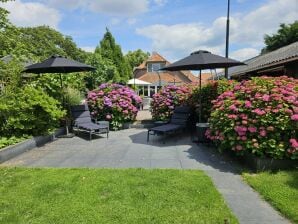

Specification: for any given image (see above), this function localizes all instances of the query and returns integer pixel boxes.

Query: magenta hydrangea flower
[244,100,252,108]
[290,139,298,148]
[291,114,298,121]
[259,130,267,137]
[248,126,257,133]
[262,94,270,102]
[229,104,238,112]
[252,108,266,116]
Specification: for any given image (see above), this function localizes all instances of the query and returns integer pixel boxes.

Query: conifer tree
[96,28,132,83]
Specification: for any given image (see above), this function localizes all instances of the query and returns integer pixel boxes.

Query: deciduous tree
[125,49,150,72]
[262,21,298,53]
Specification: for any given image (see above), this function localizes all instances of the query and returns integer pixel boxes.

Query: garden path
[136,109,152,121]
[2,128,289,224]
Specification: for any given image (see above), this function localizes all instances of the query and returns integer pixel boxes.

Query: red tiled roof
[181,70,198,82]
[146,52,168,62]
[135,52,170,69]
[138,72,185,84]
[134,52,199,84]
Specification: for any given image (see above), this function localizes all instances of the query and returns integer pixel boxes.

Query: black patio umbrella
[23,55,95,88]
[23,55,95,136]
[160,50,245,123]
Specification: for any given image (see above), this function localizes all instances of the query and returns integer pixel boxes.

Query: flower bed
[151,85,192,121]
[87,83,142,130]
[206,76,298,159]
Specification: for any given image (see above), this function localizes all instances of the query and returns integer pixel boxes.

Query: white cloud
[110,18,121,25]
[231,0,298,46]
[127,18,137,25]
[136,0,297,60]
[0,0,61,28]
[81,46,95,53]
[136,23,224,59]
[230,48,259,61]
[153,0,167,7]
[46,0,85,10]
[46,0,149,16]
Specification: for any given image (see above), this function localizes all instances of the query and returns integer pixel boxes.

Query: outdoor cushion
[147,106,190,142]
[149,124,181,133]
[77,122,108,131]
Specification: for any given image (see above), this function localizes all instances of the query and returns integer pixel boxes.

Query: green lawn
[0,168,237,224]
[243,170,298,223]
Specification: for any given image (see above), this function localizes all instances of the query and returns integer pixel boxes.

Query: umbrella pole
[59,74,69,135]
[199,69,202,123]
[59,74,64,105]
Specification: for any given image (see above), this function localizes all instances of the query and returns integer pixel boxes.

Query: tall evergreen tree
[96,28,132,83]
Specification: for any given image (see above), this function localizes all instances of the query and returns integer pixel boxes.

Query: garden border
[242,153,297,172]
[0,128,65,163]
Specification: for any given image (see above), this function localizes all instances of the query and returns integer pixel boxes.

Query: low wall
[243,153,297,172]
[0,128,65,163]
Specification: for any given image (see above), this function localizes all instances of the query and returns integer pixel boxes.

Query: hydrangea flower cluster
[206,76,298,159]
[151,85,191,121]
[87,83,142,130]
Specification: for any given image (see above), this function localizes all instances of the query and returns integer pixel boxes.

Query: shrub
[151,85,192,121]
[0,136,29,150]
[188,80,238,122]
[206,76,298,159]
[0,86,65,136]
[87,83,142,130]
[64,87,84,106]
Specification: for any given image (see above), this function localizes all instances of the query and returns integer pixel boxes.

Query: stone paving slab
[136,110,152,121]
[1,128,290,224]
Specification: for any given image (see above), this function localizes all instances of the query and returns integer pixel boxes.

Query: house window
[147,63,165,72]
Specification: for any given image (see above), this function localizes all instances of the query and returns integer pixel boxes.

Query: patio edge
[0,128,65,163]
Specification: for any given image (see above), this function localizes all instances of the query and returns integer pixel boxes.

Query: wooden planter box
[242,153,297,172]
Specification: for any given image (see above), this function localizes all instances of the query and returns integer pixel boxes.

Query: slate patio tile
[150,159,182,169]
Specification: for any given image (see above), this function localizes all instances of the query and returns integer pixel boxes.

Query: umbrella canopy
[23,55,95,74]
[160,50,245,71]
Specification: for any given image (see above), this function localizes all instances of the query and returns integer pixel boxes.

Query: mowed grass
[0,168,238,224]
[243,170,298,223]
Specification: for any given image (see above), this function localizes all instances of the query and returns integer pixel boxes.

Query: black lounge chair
[147,106,190,142]
[71,104,109,140]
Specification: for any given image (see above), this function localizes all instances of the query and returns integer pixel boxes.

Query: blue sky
[1,0,297,61]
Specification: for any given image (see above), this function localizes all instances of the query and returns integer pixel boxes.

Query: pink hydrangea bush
[151,85,192,121]
[206,76,298,159]
[87,83,142,130]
